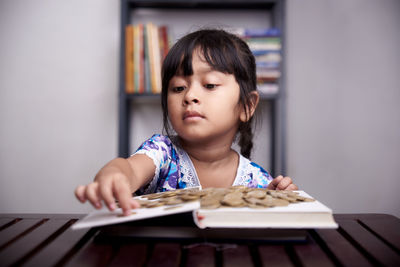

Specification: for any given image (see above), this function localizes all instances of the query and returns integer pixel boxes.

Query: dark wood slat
[0,218,17,230]
[108,243,148,267]
[185,244,215,267]
[358,214,400,252]
[0,213,85,220]
[147,243,181,267]
[315,229,372,267]
[24,222,92,267]
[63,234,114,267]
[0,219,67,266]
[0,218,42,249]
[222,245,253,267]
[292,234,335,267]
[335,214,370,220]
[258,245,294,267]
[340,220,400,266]
[335,213,394,221]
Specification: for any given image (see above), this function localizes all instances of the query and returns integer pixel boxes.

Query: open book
[72,188,338,230]
[72,186,338,229]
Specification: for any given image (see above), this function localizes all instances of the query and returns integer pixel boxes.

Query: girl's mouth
[183,111,204,120]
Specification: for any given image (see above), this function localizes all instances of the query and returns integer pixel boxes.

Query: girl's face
[167,50,244,145]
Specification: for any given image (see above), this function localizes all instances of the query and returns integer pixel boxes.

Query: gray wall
[0,0,399,217]
[286,0,400,216]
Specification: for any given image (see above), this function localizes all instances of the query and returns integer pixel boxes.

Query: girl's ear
[239,91,259,122]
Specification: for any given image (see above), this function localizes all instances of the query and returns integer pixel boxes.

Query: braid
[238,119,254,159]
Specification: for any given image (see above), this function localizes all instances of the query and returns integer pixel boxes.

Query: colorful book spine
[126,22,171,94]
[236,27,282,95]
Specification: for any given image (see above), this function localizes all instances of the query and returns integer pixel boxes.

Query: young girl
[75,29,298,216]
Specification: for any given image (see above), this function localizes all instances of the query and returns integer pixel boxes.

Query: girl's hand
[267,175,298,190]
[74,171,140,216]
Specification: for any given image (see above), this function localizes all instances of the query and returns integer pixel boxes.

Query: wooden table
[0,213,399,266]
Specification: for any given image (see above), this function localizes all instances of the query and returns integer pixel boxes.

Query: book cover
[72,189,338,230]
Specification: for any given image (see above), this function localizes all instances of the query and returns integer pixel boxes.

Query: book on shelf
[125,25,134,94]
[257,83,279,95]
[126,25,281,96]
[125,23,171,94]
[233,27,281,38]
[133,24,145,93]
[234,27,282,95]
[72,188,338,230]
[150,23,162,94]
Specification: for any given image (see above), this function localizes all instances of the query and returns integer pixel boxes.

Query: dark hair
[161,29,258,158]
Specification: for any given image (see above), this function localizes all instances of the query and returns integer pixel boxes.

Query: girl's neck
[178,136,235,164]
[178,136,239,188]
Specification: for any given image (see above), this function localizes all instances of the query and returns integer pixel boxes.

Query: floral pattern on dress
[134,134,272,194]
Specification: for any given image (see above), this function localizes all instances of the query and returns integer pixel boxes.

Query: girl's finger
[267,175,283,189]
[113,178,134,216]
[277,177,292,190]
[98,178,116,211]
[85,182,102,209]
[75,185,87,203]
[130,198,141,209]
[285,183,298,191]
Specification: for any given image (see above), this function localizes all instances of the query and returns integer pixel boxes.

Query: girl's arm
[74,154,155,216]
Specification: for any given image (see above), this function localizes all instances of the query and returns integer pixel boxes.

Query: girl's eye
[172,86,185,92]
[205,84,217,89]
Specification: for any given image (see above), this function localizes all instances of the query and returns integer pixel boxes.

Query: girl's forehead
[175,48,221,76]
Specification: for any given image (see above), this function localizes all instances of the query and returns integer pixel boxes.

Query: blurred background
[0,0,399,217]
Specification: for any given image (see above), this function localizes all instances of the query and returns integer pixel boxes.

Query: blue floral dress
[134,134,272,195]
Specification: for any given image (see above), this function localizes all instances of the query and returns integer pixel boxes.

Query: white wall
[0,0,399,217]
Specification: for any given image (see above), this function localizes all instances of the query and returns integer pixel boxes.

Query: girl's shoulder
[136,134,177,151]
[239,155,270,175]
[145,134,173,144]
[235,154,273,188]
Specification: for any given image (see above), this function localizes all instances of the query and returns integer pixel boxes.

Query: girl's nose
[183,86,200,105]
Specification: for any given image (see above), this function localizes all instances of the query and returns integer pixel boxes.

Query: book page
[72,199,200,230]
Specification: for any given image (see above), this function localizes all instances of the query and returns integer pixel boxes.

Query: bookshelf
[118,0,286,177]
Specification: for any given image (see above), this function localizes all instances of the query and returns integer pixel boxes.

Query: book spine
[129,22,171,95]
[244,27,281,37]
[133,25,140,93]
[152,24,162,94]
[239,27,282,93]
[159,25,169,62]
[125,25,134,94]
[147,23,156,94]
[143,24,151,94]
[138,24,145,94]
